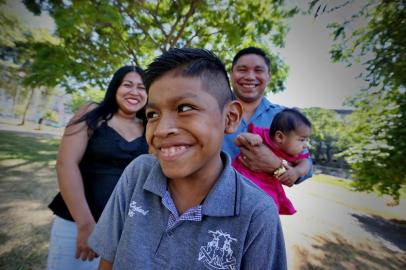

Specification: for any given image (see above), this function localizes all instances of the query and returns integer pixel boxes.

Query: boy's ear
[274,131,285,143]
[224,100,243,134]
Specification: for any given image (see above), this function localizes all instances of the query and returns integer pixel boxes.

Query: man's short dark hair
[269,108,312,137]
[144,48,234,109]
[231,47,271,71]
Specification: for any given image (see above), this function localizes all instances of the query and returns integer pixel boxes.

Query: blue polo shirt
[89,153,287,270]
[222,97,312,183]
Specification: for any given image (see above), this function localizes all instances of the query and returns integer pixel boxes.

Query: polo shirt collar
[202,152,240,217]
[143,158,168,197]
[142,152,240,217]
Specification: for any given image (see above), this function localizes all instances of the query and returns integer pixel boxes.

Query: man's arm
[236,138,312,185]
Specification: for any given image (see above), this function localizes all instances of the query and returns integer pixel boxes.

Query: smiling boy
[89,48,286,269]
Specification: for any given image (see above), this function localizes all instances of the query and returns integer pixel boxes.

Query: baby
[233,108,311,214]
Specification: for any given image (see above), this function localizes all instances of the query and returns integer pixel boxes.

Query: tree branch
[170,0,199,49]
[115,0,164,51]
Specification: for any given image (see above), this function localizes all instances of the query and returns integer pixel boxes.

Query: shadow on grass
[0,222,51,270]
[295,232,406,270]
[0,130,59,269]
[351,214,406,252]
[0,130,59,163]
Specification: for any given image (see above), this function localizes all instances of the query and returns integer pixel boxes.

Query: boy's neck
[167,155,224,214]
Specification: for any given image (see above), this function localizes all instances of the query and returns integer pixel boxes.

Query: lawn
[0,130,60,270]
[312,173,406,200]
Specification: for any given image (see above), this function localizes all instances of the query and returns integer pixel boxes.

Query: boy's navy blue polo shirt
[89,153,287,270]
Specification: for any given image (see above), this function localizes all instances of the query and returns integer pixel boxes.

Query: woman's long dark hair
[70,66,146,133]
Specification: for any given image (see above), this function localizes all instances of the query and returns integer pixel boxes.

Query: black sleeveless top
[49,121,148,222]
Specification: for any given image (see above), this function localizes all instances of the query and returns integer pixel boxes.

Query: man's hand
[236,136,280,174]
[277,164,300,187]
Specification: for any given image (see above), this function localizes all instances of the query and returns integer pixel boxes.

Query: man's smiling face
[231,54,270,104]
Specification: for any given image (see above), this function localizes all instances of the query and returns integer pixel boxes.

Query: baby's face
[282,125,311,156]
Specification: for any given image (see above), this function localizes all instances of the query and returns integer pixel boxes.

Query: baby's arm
[290,159,309,177]
[235,132,263,146]
[278,159,309,187]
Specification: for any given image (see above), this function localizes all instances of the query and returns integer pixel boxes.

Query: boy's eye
[146,111,158,119]
[178,104,193,112]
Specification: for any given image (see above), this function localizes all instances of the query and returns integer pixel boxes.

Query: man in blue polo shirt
[223,47,312,186]
[89,48,286,269]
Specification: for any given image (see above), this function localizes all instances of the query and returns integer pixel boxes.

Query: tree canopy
[22,0,296,93]
[310,0,406,202]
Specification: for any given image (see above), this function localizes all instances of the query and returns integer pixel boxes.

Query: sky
[271,1,367,109]
[2,0,367,110]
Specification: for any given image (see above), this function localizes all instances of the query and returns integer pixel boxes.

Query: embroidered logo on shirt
[198,229,237,270]
[128,201,149,217]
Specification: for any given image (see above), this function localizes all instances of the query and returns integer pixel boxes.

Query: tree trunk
[19,88,35,126]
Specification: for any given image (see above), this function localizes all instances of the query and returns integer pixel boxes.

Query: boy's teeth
[161,146,187,156]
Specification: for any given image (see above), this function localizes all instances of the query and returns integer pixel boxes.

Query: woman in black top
[47,66,148,270]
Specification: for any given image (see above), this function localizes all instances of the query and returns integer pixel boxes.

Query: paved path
[282,181,406,269]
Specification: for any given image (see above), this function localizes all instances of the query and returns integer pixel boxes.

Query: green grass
[0,130,60,270]
[311,174,354,189]
[0,130,59,162]
[312,174,406,200]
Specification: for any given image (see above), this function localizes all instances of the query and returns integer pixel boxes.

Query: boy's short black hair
[231,47,271,71]
[269,108,311,137]
[144,48,234,109]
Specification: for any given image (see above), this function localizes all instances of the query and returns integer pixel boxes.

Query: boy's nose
[153,116,179,137]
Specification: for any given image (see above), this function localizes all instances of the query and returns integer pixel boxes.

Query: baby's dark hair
[144,48,234,109]
[269,108,311,137]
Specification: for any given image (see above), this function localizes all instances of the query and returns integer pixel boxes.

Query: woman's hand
[76,221,98,261]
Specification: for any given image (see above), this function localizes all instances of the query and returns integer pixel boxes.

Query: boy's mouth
[158,145,190,160]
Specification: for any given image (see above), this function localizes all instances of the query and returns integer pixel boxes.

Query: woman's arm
[56,103,98,260]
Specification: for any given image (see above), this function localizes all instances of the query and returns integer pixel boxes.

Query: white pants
[47,216,100,270]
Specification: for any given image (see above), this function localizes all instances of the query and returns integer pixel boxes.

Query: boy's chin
[161,166,189,181]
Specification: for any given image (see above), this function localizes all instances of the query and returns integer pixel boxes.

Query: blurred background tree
[0,3,59,125]
[22,0,297,94]
[302,107,348,165]
[310,0,406,203]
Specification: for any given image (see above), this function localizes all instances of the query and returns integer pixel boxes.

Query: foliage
[69,86,105,112]
[43,109,59,122]
[302,108,344,146]
[302,107,349,165]
[309,0,406,203]
[22,0,297,93]
[0,5,60,123]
